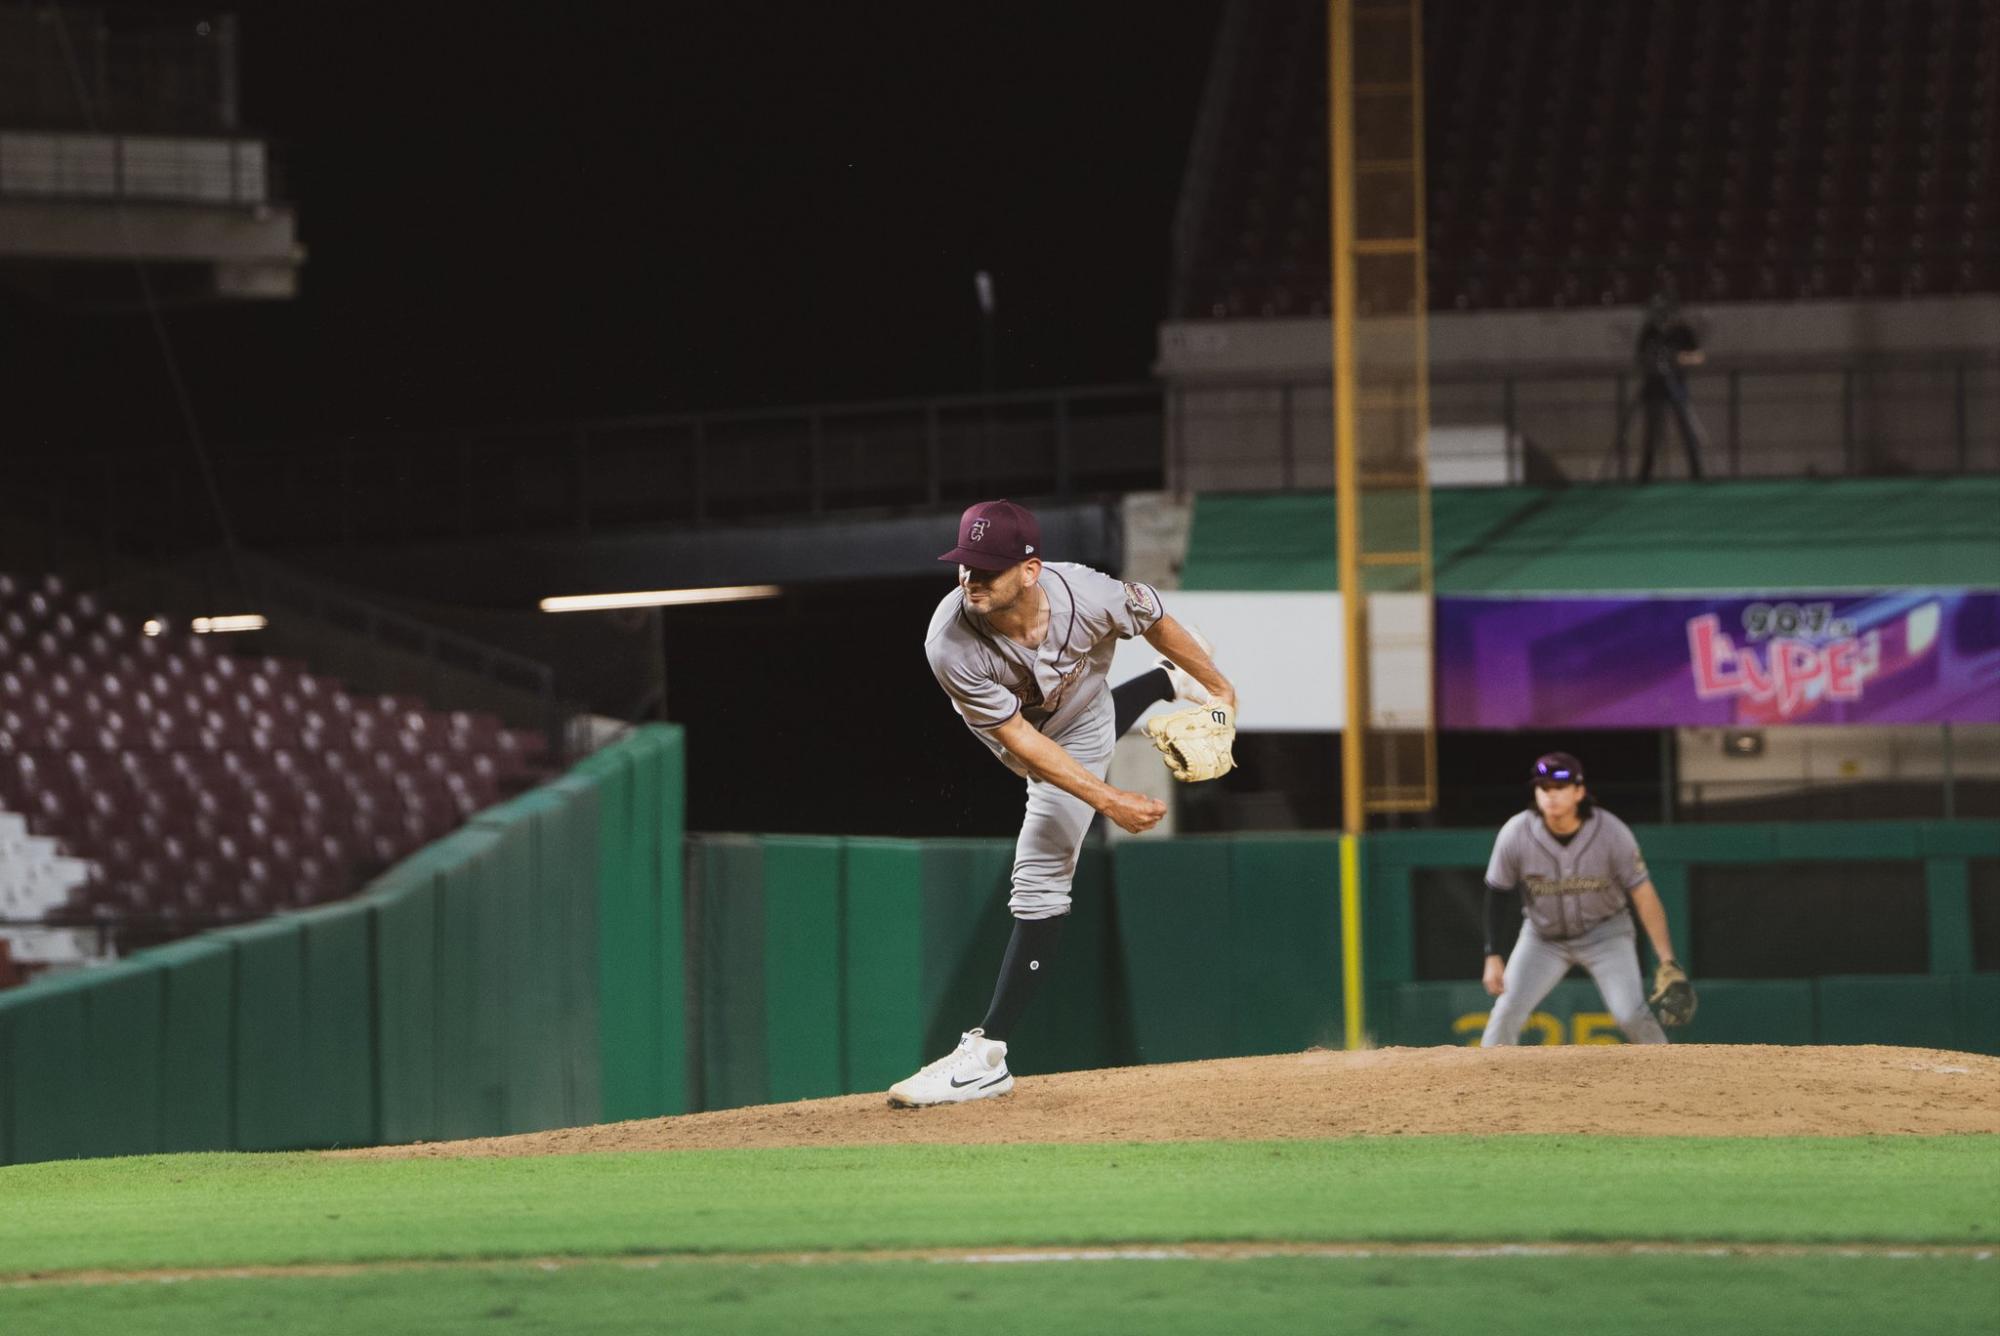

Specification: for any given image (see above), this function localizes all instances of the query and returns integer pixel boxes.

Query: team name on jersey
[1017,657,1092,718]
[1521,875,1617,900]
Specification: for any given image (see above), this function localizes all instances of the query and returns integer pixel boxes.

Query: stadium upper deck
[1174,0,1998,318]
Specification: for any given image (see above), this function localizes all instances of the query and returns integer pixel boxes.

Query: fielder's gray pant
[1007,704,1114,921]
[1481,914,1668,1046]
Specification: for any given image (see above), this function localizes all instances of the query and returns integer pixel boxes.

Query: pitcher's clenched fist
[1103,790,1167,835]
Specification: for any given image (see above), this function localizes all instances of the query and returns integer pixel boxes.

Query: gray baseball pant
[1481,914,1668,1046]
[1007,704,1114,921]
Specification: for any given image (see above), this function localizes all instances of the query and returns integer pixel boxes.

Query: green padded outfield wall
[762,837,845,1102]
[2,972,90,1164]
[677,833,1126,1108]
[677,821,1995,1111]
[574,726,689,1121]
[0,779,1989,1163]
[684,831,1335,1107]
[1363,820,2000,1054]
[151,938,234,1153]
[0,722,685,1166]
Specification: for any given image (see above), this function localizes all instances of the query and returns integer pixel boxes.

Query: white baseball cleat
[886,1028,1014,1108]
[1158,623,1216,705]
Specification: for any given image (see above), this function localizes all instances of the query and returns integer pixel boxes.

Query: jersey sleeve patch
[1122,581,1161,622]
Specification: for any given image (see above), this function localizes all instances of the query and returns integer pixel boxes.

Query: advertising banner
[1437,591,2000,728]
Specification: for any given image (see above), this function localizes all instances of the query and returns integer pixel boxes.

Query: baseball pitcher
[889,499,1237,1106]
[1479,752,1696,1046]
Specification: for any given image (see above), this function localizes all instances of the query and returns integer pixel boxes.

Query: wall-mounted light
[190,614,269,634]
[539,585,782,613]
[141,618,166,637]
[1721,730,1765,758]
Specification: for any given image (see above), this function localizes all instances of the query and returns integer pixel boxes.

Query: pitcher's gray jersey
[1484,808,1650,941]
[926,562,1165,775]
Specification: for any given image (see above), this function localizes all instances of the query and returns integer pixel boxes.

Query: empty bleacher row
[0,572,553,980]
[1178,0,1999,317]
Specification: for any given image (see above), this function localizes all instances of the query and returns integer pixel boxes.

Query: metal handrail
[0,130,276,207]
[226,552,555,695]
[33,383,1169,549]
[71,380,1166,461]
[21,356,1992,569]
[1168,353,1997,485]
[96,549,571,758]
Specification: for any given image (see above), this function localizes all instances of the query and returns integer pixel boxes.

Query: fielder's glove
[1649,960,1697,1028]
[1145,702,1237,783]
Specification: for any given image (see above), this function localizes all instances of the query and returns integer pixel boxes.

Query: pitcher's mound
[349,1044,2000,1160]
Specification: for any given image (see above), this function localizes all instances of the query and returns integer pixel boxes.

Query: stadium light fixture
[539,585,783,613]
[190,614,270,634]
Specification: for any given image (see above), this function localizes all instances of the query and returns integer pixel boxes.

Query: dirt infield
[341,1044,2000,1160]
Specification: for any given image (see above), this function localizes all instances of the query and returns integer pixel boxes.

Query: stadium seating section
[1180,0,1998,316]
[0,572,551,981]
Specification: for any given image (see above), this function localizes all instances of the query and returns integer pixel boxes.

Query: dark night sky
[18,3,1223,446]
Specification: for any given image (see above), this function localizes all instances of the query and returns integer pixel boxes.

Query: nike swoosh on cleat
[949,1071,1009,1089]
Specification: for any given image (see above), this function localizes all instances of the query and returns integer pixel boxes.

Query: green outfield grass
[1,1136,1994,1279]
[3,1137,1995,1333]
[5,1255,1998,1336]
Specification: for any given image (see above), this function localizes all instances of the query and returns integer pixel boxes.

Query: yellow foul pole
[1329,0,1368,1049]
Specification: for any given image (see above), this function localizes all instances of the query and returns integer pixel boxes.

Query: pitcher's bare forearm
[1629,881,1677,964]
[1143,615,1236,708]
[991,714,1164,834]
[992,715,1114,804]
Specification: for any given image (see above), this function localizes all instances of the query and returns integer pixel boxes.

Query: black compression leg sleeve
[978,914,1067,1043]
[1112,667,1175,736]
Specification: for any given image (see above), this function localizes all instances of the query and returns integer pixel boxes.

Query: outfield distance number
[1451,1011,1625,1045]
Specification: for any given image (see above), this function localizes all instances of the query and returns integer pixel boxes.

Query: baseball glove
[1145,702,1237,783]
[1649,960,1697,1027]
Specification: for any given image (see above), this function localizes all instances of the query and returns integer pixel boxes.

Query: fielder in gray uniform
[1479,752,1682,1046]
[888,498,1235,1107]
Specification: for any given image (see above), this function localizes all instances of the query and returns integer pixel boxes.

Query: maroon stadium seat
[0,568,559,963]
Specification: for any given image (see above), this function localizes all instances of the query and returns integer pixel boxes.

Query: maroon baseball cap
[1532,752,1586,785]
[939,499,1041,572]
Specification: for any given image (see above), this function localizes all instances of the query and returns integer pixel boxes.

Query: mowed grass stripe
[3,1256,1998,1336]
[1,1137,1993,1277]
[6,1240,1997,1290]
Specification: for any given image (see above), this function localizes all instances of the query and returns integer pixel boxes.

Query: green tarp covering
[1182,478,2000,593]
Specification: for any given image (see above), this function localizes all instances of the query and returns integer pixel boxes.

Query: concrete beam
[277,502,1126,608]
[0,198,302,264]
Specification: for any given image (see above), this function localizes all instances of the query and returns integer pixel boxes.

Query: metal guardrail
[32,383,1167,551]
[1167,354,2000,488]
[1465,356,1996,481]
[229,552,556,699]
[19,356,1995,559]
[99,550,570,759]
[0,130,273,206]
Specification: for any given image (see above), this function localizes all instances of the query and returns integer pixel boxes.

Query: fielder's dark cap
[1532,752,1586,785]
[939,499,1041,572]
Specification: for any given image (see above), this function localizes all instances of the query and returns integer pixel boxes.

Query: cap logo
[969,518,989,542]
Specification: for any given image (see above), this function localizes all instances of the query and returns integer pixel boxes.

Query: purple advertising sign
[1436,591,2000,728]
